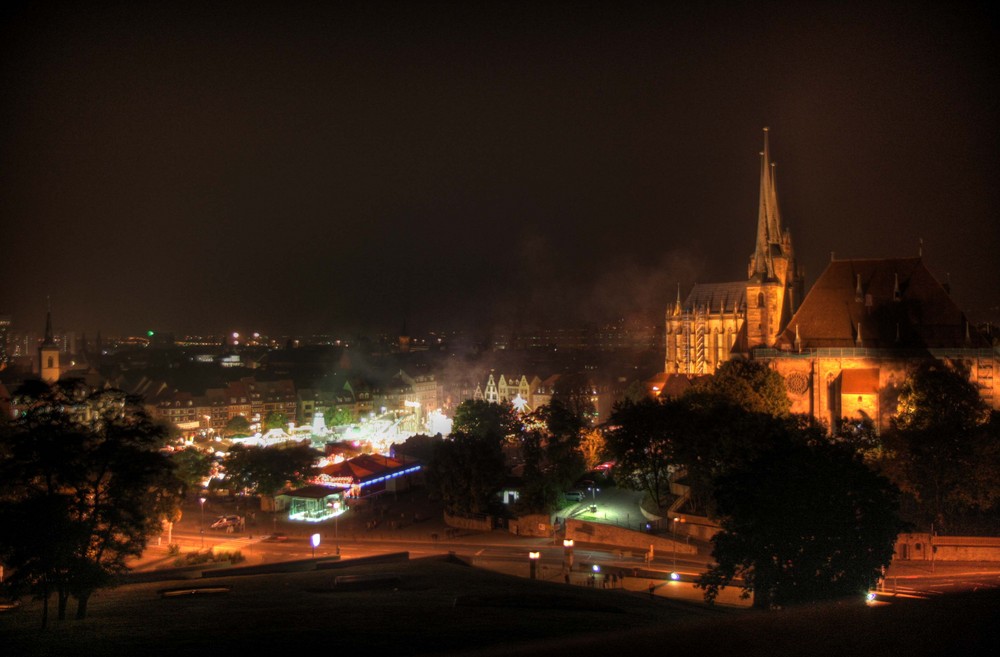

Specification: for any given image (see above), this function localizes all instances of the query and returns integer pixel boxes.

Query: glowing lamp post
[311,533,321,558]
[670,516,681,579]
[529,552,540,580]
[334,501,341,555]
[199,496,207,548]
[563,539,574,572]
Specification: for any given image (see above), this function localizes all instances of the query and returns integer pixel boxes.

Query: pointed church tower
[745,128,800,349]
[39,302,60,383]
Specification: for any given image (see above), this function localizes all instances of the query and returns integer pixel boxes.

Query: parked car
[563,490,585,502]
[210,515,242,530]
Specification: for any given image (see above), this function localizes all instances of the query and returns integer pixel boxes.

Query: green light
[147,330,155,337]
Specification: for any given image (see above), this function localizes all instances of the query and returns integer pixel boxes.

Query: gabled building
[757,256,997,431]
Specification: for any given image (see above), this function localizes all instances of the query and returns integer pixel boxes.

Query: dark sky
[2,1,998,337]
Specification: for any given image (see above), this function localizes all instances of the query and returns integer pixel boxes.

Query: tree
[551,372,597,431]
[511,425,561,515]
[429,400,515,515]
[689,359,790,417]
[393,433,443,464]
[225,415,251,437]
[578,428,607,471]
[170,446,213,493]
[224,442,317,497]
[451,399,519,442]
[0,381,183,624]
[670,392,784,516]
[880,361,998,530]
[429,429,506,514]
[263,411,288,431]
[697,436,903,609]
[604,398,677,510]
[323,407,353,427]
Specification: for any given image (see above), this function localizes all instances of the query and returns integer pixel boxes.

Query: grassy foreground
[0,557,722,656]
[4,556,998,657]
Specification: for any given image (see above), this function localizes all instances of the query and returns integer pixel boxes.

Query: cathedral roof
[776,257,985,350]
[684,281,747,313]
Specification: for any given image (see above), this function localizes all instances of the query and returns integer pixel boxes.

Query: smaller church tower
[39,304,60,383]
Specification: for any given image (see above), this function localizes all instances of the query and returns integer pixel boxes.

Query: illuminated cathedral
[665,128,803,376]
[665,129,998,431]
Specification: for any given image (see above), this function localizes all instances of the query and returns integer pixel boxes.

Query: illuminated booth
[281,485,345,523]
[313,454,422,503]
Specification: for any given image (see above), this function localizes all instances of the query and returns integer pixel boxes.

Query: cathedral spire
[750,127,782,280]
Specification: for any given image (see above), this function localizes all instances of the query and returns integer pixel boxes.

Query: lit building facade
[665,129,999,431]
[757,256,998,432]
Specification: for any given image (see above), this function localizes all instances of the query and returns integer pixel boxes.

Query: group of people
[564,569,628,589]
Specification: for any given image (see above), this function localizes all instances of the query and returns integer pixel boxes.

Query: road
[141,490,1000,604]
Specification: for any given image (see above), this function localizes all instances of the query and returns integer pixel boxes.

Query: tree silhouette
[698,434,902,608]
[0,380,182,624]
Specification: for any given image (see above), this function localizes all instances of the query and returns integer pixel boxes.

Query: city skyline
[2,2,997,336]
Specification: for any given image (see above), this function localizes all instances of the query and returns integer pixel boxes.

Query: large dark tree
[170,446,213,493]
[689,359,791,417]
[429,429,506,515]
[429,400,515,515]
[0,380,183,624]
[550,372,597,432]
[604,398,678,510]
[511,406,587,515]
[881,361,999,531]
[224,442,317,497]
[451,399,519,442]
[670,392,784,515]
[697,435,903,609]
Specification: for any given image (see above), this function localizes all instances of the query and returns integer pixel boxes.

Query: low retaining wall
[509,514,553,538]
[444,510,492,532]
[564,518,696,555]
[895,533,1000,561]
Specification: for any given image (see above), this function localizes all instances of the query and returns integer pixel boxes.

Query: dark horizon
[3,2,998,337]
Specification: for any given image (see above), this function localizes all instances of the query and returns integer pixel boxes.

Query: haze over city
[2,1,997,336]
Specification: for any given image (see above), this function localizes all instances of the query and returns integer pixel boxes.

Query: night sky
[2,2,997,337]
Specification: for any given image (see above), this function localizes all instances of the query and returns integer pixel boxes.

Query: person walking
[648,581,656,598]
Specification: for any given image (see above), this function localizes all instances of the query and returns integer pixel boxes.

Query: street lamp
[529,552,540,580]
[334,500,341,555]
[563,539,574,572]
[671,516,679,578]
[199,496,207,548]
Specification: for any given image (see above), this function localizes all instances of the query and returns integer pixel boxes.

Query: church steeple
[39,301,60,383]
[43,298,55,346]
[750,127,783,281]
[745,128,799,349]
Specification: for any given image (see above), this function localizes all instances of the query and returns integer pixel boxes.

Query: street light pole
[334,501,341,555]
[671,516,679,579]
[199,496,207,548]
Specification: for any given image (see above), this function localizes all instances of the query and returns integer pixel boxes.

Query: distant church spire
[43,296,55,345]
[39,301,60,383]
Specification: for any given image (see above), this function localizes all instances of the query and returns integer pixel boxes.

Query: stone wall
[509,514,553,537]
[894,533,1000,561]
[564,518,696,555]
[443,510,492,532]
